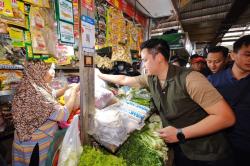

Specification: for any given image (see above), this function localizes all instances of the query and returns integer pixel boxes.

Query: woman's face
[43,67,55,83]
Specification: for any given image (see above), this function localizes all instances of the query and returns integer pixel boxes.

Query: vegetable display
[117,114,168,166]
[78,146,127,166]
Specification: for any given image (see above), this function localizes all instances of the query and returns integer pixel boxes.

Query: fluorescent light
[220,41,234,46]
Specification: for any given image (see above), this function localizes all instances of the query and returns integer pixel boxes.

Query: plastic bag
[89,109,128,152]
[95,87,115,109]
[50,72,68,90]
[58,115,83,166]
[90,100,151,152]
[64,85,80,110]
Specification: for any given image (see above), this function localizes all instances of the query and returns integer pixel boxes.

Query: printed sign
[81,15,95,53]
[58,0,74,23]
[59,21,75,44]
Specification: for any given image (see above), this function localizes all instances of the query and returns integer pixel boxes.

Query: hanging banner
[81,15,95,53]
[82,0,94,11]
[73,0,79,38]
[106,0,147,26]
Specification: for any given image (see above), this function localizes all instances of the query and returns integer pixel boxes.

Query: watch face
[177,130,186,143]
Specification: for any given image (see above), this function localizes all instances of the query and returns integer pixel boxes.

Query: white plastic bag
[89,109,128,152]
[64,84,80,110]
[95,87,115,109]
[89,100,151,152]
[58,115,83,166]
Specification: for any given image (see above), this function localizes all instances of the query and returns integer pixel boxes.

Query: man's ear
[230,52,236,61]
[156,53,166,63]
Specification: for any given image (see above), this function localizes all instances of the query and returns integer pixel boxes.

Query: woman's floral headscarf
[12,61,57,142]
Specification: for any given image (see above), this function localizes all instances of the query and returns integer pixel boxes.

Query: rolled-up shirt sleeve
[186,71,223,109]
[134,74,149,88]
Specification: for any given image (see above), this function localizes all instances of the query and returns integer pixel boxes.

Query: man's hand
[158,126,179,143]
[95,68,102,77]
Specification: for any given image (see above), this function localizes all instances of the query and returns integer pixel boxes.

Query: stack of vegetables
[117,114,168,166]
[78,114,168,166]
[78,146,127,166]
[117,87,151,107]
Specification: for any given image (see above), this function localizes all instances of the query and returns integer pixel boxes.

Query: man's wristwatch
[176,128,186,143]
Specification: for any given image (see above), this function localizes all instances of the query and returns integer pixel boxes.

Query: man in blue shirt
[208,35,250,166]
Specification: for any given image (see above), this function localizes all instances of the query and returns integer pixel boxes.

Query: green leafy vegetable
[78,146,127,166]
[117,115,168,166]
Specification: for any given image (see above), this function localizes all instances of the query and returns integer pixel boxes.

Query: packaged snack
[30,30,47,54]
[12,1,25,21]
[29,6,45,29]
[25,44,33,59]
[24,31,31,44]
[43,0,50,8]
[1,0,14,18]
[8,27,25,47]
[111,44,132,64]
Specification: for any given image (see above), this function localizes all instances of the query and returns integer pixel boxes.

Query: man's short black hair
[140,38,170,61]
[208,46,229,58]
[233,35,250,53]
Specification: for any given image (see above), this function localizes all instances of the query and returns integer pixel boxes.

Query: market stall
[0,0,173,166]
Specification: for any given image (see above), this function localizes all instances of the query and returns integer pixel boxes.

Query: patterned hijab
[12,61,58,142]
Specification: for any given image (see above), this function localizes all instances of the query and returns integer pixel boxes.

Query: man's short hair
[208,46,229,58]
[140,38,170,60]
[233,35,250,53]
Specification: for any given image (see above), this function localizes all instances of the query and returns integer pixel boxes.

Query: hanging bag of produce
[58,115,83,166]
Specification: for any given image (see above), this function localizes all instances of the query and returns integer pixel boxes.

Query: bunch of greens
[117,87,151,107]
[117,114,168,166]
[78,146,127,166]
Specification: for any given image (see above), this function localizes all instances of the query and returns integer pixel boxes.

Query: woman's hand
[72,83,80,92]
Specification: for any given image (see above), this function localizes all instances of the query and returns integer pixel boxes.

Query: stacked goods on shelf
[94,55,113,70]
[127,21,137,51]
[94,4,144,75]
[0,0,26,28]
[0,33,25,65]
[95,2,106,49]
[30,5,58,55]
[105,7,126,47]
[0,69,23,91]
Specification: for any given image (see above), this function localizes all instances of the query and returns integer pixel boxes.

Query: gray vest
[148,64,232,161]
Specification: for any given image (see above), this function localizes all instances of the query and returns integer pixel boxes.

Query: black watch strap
[177,128,186,143]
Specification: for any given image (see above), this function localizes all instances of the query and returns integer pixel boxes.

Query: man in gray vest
[97,38,235,166]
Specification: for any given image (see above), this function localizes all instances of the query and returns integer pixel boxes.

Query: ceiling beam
[151,26,180,34]
[154,13,226,30]
[181,4,231,19]
[184,26,218,33]
[212,0,250,45]
[180,0,231,13]
[154,21,179,29]
[181,12,227,24]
